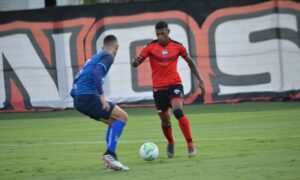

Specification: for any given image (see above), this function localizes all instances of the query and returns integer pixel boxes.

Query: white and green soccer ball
[139,142,159,161]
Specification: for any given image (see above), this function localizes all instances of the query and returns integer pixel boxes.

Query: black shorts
[73,94,115,120]
[153,84,184,113]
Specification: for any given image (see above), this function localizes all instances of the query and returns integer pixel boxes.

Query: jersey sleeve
[180,45,188,58]
[139,44,151,59]
[97,54,113,73]
[93,53,114,95]
[92,64,105,95]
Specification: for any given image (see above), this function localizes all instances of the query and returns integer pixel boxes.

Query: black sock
[104,149,118,160]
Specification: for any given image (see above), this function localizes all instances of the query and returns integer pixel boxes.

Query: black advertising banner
[0,0,299,112]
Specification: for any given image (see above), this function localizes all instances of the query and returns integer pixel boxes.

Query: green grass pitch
[0,101,300,180]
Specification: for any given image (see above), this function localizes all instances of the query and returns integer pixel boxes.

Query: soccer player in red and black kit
[131,21,205,158]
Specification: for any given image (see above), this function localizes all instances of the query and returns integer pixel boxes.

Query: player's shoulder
[145,39,159,47]
[98,51,113,65]
[170,39,184,46]
[102,50,113,57]
[93,50,112,60]
[100,51,113,60]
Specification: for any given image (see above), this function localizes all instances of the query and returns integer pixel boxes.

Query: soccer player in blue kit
[70,35,129,171]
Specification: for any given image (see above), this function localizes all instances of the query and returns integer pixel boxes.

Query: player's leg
[170,85,196,157]
[159,109,175,158]
[99,118,114,156]
[171,99,196,157]
[103,105,128,156]
[74,95,129,170]
[158,110,174,144]
[105,105,128,157]
[153,89,175,158]
[101,105,129,171]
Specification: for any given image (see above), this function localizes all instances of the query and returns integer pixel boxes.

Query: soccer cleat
[167,143,174,158]
[188,146,197,158]
[102,154,129,171]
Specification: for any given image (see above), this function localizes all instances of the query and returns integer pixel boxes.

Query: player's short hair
[155,21,168,29]
[103,35,117,46]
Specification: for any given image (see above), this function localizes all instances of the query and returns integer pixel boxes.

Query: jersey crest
[162,49,168,57]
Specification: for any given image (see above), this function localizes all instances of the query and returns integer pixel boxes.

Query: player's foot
[104,149,118,160]
[102,154,129,171]
[188,146,197,158]
[167,143,174,158]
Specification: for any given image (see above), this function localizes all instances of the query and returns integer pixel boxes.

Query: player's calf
[167,143,174,158]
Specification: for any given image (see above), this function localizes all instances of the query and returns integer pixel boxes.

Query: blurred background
[0,0,154,11]
[0,0,299,112]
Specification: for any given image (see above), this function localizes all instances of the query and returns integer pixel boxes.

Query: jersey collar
[159,38,171,47]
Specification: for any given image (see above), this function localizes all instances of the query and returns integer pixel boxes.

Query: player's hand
[131,57,142,67]
[131,59,139,67]
[198,82,206,96]
[99,95,110,111]
[102,101,110,112]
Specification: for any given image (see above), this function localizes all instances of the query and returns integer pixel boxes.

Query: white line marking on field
[290,135,300,138]
[0,136,299,147]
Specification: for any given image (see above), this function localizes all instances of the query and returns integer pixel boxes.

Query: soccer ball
[139,142,159,161]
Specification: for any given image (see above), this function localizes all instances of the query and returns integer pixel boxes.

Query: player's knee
[173,109,184,119]
[119,112,128,123]
[112,105,128,123]
[162,120,171,128]
[158,109,169,117]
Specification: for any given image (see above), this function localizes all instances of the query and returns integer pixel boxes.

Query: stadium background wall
[0,0,299,112]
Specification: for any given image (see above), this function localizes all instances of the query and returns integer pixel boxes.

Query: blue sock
[107,120,126,153]
[105,125,111,146]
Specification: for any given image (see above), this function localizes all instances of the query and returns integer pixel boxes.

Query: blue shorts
[73,94,115,121]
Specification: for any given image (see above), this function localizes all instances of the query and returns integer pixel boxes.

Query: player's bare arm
[183,56,206,95]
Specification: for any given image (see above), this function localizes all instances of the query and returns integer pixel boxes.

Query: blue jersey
[70,51,113,96]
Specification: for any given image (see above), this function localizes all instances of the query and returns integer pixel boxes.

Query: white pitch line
[0,136,299,147]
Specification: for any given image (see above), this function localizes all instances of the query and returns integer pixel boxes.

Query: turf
[0,101,300,180]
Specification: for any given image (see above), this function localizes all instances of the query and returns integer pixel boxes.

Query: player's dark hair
[103,35,117,46]
[155,21,168,29]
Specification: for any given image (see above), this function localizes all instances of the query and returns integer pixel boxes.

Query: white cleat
[102,154,129,171]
